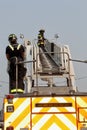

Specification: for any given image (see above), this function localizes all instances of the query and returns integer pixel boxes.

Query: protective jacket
[6,43,26,94]
[37,34,45,47]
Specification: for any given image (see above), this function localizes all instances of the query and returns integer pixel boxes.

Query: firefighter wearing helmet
[6,34,27,94]
[37,29,46,49]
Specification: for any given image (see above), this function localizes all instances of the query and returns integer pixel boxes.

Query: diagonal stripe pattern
[4,96,87,130]
[4,98,30,130]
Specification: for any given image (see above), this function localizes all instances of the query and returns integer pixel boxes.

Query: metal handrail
[35,50,71,89]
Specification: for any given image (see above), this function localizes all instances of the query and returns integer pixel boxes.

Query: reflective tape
[11,89,24,93]
[17,44,21,50]
[4,96,87,130]
[4,98,30,130]
[8,45,14,51]
[8,44,21,51]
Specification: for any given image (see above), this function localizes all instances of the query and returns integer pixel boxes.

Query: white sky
[0,0,87,108]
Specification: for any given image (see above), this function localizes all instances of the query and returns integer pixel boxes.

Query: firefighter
[37,29,45,49]
[6,34,27,94]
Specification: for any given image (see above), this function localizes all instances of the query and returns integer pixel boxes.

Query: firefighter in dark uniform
[6,34,26,94]
[37,29,45,49]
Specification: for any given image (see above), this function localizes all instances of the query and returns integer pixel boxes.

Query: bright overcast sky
[0,0,87,108]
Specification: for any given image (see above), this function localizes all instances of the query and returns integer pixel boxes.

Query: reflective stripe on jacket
[37,42,44,46]
[11,88,24,93]
[8,44,21,51]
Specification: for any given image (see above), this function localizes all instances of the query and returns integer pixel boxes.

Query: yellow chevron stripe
[63,113,76,126]
[32,113,45,125]
[11,104,30,128]
[4,98,30,130]
[55,96,75,103]
[15,113,30,130]
[4,96,87,130]
[32,110,76,127]
[32,114,52,130]
[41,115,70,130]
[32,97,76,129]
[32,114,76,130]
[32,97,47,106]
[76,97,87,129]
[32,97,50,109]
[32,97,51,113]
[56,114,76,129]
[4,98,26,120]
[77,97,87,107]
[50,97,75,112]
[79,108,87,121]
[32,97,75,113]
[4,102,18,120]
[77,97,87,121]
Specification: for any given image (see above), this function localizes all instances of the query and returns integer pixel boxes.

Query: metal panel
[32,96,76,113]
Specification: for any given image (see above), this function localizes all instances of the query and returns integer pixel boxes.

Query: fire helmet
[8,34,17,43]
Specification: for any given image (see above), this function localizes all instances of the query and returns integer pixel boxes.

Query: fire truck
[2,36,87,130]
